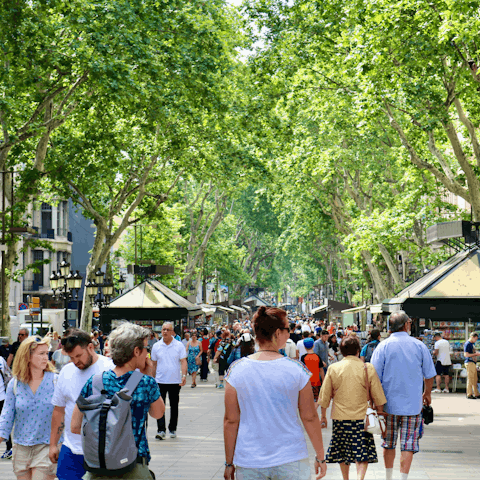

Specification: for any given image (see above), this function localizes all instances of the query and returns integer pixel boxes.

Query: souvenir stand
[99,278,203,335]
[382,220,480,391]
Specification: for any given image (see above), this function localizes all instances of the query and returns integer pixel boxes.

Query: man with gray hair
[371,312,436,480]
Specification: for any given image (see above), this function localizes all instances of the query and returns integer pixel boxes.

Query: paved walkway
[0,377,479,479]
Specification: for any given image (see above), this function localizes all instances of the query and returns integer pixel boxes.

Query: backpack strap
[123,370,144,394]
[92,373,105,395]
[13,378,18,396]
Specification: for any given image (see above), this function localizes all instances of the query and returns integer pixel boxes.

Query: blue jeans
[56,444,85,480]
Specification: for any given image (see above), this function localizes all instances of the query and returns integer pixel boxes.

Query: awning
[369,304,383,314]
[215,305,235,314]
[241,304,252,312]
[382,247,480,318]
[311,305,328,315]
[341,305,367,314]
[200,306,216,315]
[230,305,247,314]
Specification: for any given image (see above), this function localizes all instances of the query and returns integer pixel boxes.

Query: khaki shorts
[12,443,56,479]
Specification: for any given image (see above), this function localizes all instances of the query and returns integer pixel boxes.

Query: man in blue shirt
[464,332,480,399]
[371,312,436,480]
[313,330,330,373]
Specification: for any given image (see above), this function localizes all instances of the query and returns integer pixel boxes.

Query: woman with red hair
[223,307,327,480]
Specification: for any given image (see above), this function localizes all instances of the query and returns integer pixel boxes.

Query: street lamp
[87,272,122,307]
[50,265,83,331]
[118,275,126,292]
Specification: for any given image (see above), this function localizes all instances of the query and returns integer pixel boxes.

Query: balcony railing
[23,280,42,291]
[31,227,55,239]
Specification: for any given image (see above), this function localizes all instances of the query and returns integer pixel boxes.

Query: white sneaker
[155,431,166,440]
[169,431,176,438]
[442,388,449,393]
[432,389,442,393]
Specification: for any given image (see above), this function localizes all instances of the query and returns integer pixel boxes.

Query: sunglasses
[61,335,83,346]
[18,333,28,337]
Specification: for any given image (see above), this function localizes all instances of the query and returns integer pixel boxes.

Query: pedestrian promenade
[0,381,479,479]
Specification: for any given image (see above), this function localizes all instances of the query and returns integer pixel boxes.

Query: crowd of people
[0,307,472,480]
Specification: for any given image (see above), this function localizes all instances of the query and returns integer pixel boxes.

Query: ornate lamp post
[85,270,125,329]
[50,259,83,331]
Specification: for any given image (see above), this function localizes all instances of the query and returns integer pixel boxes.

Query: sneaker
[442,388,449,393]
[218,383,224,389]
[432,389,442,393]
[169,431,176,438]
[467,395,477,399]
[155,431,166,440]
[1,449,12,459]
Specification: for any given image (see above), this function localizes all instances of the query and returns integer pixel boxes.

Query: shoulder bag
[363,364,386,436]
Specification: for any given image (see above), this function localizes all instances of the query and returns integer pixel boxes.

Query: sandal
[191,384,196,388]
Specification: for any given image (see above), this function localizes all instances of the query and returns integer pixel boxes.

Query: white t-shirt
[51,355,114,455]
[296,339,307,358]
[0,357,7,401]
[284,339,297,358]
[301,323,312,333]
[151,338,187,384]
[435,339,452,366]
[225,357,311,468]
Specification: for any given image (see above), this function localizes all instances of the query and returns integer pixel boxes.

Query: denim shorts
[236,458,310,480]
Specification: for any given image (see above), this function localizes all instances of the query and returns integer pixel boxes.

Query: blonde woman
[0,336,58,480]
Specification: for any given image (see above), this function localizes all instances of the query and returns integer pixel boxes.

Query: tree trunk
[361,250,392,301]
[80,227,107,331]
[377,243,404,290]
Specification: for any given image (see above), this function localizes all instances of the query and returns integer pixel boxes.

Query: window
[33,250,44,287]
[41,203,52,235]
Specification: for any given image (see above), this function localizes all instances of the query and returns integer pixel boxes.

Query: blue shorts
[56,445,85,480]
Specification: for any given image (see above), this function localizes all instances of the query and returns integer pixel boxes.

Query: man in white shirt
[284,337,298,359]
[49,329,114,480]
[433,332,452,393]
[296,331,310,359]
[151,322,187,440]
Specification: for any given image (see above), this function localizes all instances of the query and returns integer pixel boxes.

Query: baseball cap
[304,338,314,349]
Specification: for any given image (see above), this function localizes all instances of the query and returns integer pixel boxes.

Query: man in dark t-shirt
[290,324,300,344]
[0,339,10,361]
[7,328,29,368]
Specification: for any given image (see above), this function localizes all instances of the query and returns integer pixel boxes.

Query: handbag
[195,356,202,366]
[363,364,386,436]
[422,404,434,425]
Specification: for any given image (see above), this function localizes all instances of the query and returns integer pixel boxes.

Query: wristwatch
[182,374,186,378]
[315,455,326,464]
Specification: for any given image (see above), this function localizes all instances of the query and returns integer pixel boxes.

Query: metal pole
[1,171,5,336]
[134,224,137,285]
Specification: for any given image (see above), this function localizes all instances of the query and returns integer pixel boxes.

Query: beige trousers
[466,362,480,396]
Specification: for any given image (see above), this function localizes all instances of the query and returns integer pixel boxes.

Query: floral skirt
[326,420,378,465]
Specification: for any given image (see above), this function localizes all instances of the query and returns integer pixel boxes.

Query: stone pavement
[1,378,480,479]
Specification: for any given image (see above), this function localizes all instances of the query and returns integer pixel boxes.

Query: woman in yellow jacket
[318,335,387,480]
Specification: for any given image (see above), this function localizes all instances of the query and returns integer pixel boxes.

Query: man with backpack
[71,323,164,480]
[49,329,114,480]
[360,329,381,363]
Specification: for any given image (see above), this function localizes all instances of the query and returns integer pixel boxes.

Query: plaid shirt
[80,370,160,462]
